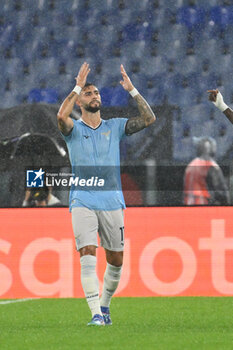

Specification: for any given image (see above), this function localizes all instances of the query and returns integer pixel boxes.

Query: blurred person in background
[183,137,229,205]
[22,186,61,207]
[57,62,156,326]
[208,89,233,124]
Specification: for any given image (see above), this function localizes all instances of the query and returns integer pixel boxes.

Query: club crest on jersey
[101,130,111,140]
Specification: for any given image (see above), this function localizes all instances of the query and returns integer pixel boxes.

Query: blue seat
[121,40,148,60]
[179,88,197,107]
[40,88,59,103]
[223,26,233,46]
[33,57,59,77]
[0,24,16,48]
[4,58,21,78]
[14,10,31,29]
[123,22,152,42]
[145,86,165,106]
[173,135,194,161]
[1,90,19,109]
[110,86,129,106]
[88,0,118,12]
[101,57,125,79]
[28,88,58,103]
[157,38,186,60]
[210,6,232,28]
[177,6,206,30]
[176,55,200,75]
[159,0,185,10]
[194,0,218,8]
[100,86,129,107]
[28,88,42,103]
[126,73,147,92]
[141,55,168,75]
[65,57,93,76]
[197,38,221,61]
[216,127,233,158]
[127,0,151,11]
[201,21,222,41]
[160,24,188,44]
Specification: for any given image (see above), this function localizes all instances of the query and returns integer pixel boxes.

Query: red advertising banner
[0,207,233,298]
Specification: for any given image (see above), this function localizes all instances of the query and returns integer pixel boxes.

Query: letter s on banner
[0,239,12,296]
[19,238,73,297]
[139,237,197,296]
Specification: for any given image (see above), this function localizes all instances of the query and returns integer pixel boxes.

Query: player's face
[79,85,101,113]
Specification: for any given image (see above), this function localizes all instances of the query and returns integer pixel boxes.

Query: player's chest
[79,128,117,156]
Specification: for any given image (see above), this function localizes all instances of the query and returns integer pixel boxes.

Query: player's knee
[106,250,123,267]
[79,245,96,257]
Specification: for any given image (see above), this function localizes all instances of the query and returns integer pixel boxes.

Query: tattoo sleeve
[125,93,156,135]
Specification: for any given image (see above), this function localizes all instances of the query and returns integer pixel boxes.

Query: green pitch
[1,297,233,350]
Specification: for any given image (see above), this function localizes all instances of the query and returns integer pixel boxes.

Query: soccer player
[57,62,156,326]
[208,89,233,124]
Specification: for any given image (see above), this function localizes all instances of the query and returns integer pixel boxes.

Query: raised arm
[207,89,233,125]
[120,65,156,135]
[57,62,90,135]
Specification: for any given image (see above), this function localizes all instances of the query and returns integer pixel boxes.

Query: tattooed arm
[120,64,156,135]
[57,62,90,135]
[125,93,156,135]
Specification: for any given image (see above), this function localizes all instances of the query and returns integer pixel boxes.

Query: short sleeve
[61,120,79,143]
[114,118,128,139]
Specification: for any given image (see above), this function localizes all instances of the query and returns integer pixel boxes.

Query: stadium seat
[210,6,232,28]
[110,86,129,106]
[159,0,184,9]
[28,88,58,104]
[123,21,152,42]
[101,57,126,79]
[141,55,168,75]
[121,40,148,60]
[40,88,59,103]
[88,0,118,12]
[145,86,165,106]
[223,26,233,46]
[177,6,206,30]
[157,38,186,60]
[176,55,199,75]
[27,88,42,103]
[197,38,222,61]
[179,88,197,107]
[0,24,16,49]
[1,90,19,109]
[160,23,188,44]
[4,58,21,78]
[197,0,219,8]
[216,125,233,158]
[100,86,129,107]
[127,0,151,11]
[173,134,194,161]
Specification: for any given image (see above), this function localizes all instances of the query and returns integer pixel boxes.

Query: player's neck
[81,111,101,128]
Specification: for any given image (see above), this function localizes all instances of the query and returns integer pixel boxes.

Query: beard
[84,101,101,113]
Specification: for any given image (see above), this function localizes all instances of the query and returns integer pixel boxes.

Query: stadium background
[1,0,233,299]
[0,0,233,207]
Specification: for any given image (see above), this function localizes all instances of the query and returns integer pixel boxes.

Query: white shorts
[71,207,125,252]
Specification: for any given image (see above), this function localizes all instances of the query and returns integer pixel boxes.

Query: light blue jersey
[63,117,128,211]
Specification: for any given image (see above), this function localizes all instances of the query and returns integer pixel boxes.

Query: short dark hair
[83,82,95,89]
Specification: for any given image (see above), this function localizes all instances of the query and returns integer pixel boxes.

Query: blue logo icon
[26,168,45,187]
